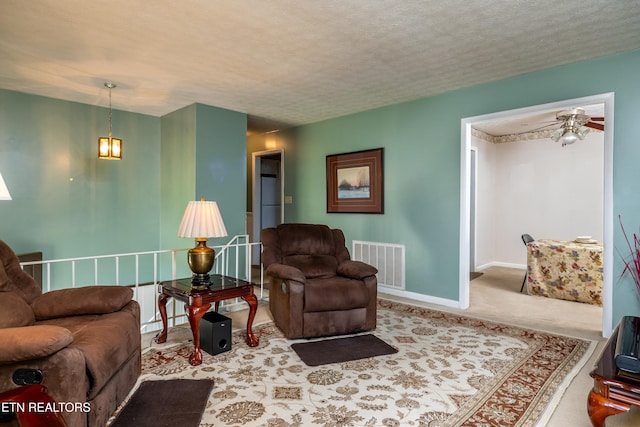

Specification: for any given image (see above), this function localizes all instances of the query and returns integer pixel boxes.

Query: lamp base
[187,240,215,290]
[191,274,211,290]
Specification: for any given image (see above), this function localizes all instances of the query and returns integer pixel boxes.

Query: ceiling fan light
[560,132,578,147]
[551,127,564,142]
[576,126,590,140]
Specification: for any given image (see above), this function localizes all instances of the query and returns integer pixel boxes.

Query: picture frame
[326,148,384,214]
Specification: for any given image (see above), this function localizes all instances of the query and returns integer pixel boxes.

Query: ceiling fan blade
[527,122,561,132]
[589,116,605,122]
[520,120,558,126]
[585,122,604,131]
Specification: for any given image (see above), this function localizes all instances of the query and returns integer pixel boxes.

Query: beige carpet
[132,299,595,426]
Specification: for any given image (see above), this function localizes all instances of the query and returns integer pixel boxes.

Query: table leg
[154,293,170,344]
[242,293,260,347]
[186,302,211,366]
[587,389,631,427]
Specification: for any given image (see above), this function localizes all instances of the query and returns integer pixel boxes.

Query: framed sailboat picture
[326,148,383,214]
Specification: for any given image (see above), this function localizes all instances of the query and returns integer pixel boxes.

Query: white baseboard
[476,261,526,271]
[379,262,526,310]
[378,287,462,309]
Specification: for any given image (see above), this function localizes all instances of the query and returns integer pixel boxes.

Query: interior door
[261,174,280,230]
[470,148,477,271]
[251,150,284,265]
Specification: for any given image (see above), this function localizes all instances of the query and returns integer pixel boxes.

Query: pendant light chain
[107,83,114,138]
[108,86,112,137]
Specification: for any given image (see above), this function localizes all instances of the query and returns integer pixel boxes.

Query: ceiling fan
[550,107,605,147]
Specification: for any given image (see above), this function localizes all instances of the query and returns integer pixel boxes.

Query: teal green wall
[194,104,247,245]
[159,103,247,278]
[0,89,161,259]
[159,104,197,279]
[0,92,247,286]
[281,49,640,326]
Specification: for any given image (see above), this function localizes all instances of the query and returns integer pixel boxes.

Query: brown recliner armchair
[0,240,141,427]
[261,223,378,339]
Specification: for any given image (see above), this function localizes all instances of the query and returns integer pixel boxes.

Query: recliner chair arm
[337,260,378,280]
[265,263,306,283]
[0,325,73,364]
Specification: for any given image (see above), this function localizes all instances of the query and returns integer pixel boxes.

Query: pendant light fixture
[98,82,123,160]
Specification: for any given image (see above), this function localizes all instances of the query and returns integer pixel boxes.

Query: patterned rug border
[375,299,598,426]
[135,299,597,427]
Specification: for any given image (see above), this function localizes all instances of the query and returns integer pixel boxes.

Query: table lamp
[177,198,228,289]
[0,173,12,200]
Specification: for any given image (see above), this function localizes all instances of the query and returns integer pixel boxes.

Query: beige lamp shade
[0,173,11,200]
[177,199,227,289]
[177,200,227,239]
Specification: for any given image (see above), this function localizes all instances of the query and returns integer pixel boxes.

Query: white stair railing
[19,235,264,334]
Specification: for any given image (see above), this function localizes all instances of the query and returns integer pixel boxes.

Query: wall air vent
[352,241,405,290]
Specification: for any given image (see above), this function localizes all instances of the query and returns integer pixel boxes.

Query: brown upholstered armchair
[0,240,141,427]
[261,223,378,339]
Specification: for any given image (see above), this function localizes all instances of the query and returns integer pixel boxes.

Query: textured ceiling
[1,0,639,135]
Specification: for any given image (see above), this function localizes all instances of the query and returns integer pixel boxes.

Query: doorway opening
[459,93,614,337]
[251,149,285,264]
[469,147,478,274]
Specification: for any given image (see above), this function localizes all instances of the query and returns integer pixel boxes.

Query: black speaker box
[200,311,232,355]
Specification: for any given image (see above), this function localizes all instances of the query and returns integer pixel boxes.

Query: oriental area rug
[113,300,596,427]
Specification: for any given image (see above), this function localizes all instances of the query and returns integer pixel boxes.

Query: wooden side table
[154,274,260,366]
[588,325,640,426]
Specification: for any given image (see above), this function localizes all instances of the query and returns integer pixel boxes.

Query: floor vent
[352,241,405,290]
